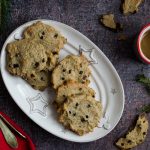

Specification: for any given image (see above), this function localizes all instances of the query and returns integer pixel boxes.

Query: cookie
[24,70,50,91]
[23,21,67,70]
[6,39,47,75]
[55,81,95,107]
[6,38,50,90]
[51,54,91,89]
[59,95,102,135]
[116,113,149,149]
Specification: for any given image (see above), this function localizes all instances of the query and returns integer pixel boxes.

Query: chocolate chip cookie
[116,113,149,149]
[59,95,102,135]
[55,81,95,107]
[51,54,91,89]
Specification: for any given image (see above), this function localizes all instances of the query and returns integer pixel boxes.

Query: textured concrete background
[0,0,150,150]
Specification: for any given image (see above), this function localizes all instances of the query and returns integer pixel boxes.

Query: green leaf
[139,104,150,113]
[136,74,150,92]
[136,74,150,84]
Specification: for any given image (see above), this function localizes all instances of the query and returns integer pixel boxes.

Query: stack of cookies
[6,21,67,90]
[51,54,103,135]
[6,21,102,135]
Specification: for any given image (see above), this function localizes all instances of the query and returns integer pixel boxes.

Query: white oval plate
[0,20,124,142]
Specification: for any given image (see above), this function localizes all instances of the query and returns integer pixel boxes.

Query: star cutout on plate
[27,93,49,117]
[111,88,117,95]
[79,45,98,64]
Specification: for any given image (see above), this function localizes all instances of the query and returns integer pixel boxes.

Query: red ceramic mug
[136,24,150,64]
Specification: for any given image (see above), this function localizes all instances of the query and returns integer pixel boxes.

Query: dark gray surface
[0,0,150,150]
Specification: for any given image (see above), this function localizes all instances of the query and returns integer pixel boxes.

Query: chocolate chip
[87,104,91,108]
[139,139,143,142]
[137,124,141,129]
[13,64,19,68]
[31,74,35,78]
[79,88,82,91]
[64,98,67,102]
[79,71,83,74]
[34,62,39,68]
[92,95,95,98]
[61,77,65,80]
[63,95,66,97]
[127,140,132,143]
[86,115,89,118]
[52,52,58,55]
[40,36,43,39]
[8,64,11,67]
[121,143,124,146]
[47,57,50,65]
[81,81,85,84]
[54,33,58,38]
[63,69,66,72]
[81,117,86,122]
[143,120,146,123]
[41,77,44,81]
[15,53,19,57]
[143,132,146,135]
[42,31,45,35]
[42,59,45,62]
[83,75,87,80]
[69,111,71,114]
[75,103,78,107]
[69,70,71,74]
[73,113,76,116]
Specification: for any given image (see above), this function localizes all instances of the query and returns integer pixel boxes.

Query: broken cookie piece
[116,113,149,149]
[100,14,123,31]
[122,0,144,15]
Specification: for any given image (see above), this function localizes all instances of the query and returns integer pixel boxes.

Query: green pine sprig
[136,74,150,92]
[0,0,10,33]
[139,104,150,113]
[136,74,150,113]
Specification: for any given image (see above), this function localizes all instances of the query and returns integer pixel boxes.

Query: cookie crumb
[100,14,123,31]
[122,0,144,15]
[117,34,127,41]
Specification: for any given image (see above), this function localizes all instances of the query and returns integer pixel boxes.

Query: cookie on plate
[23,70,50,91]
[6,39,48,75]
[6,38,50,90]
[55,81,95,107]
[59,95,102,135]
[116,113,149,149]
[23,21,67,71]
[51,54,91,89]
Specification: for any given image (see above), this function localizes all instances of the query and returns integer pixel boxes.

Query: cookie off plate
[0,19,124,142]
